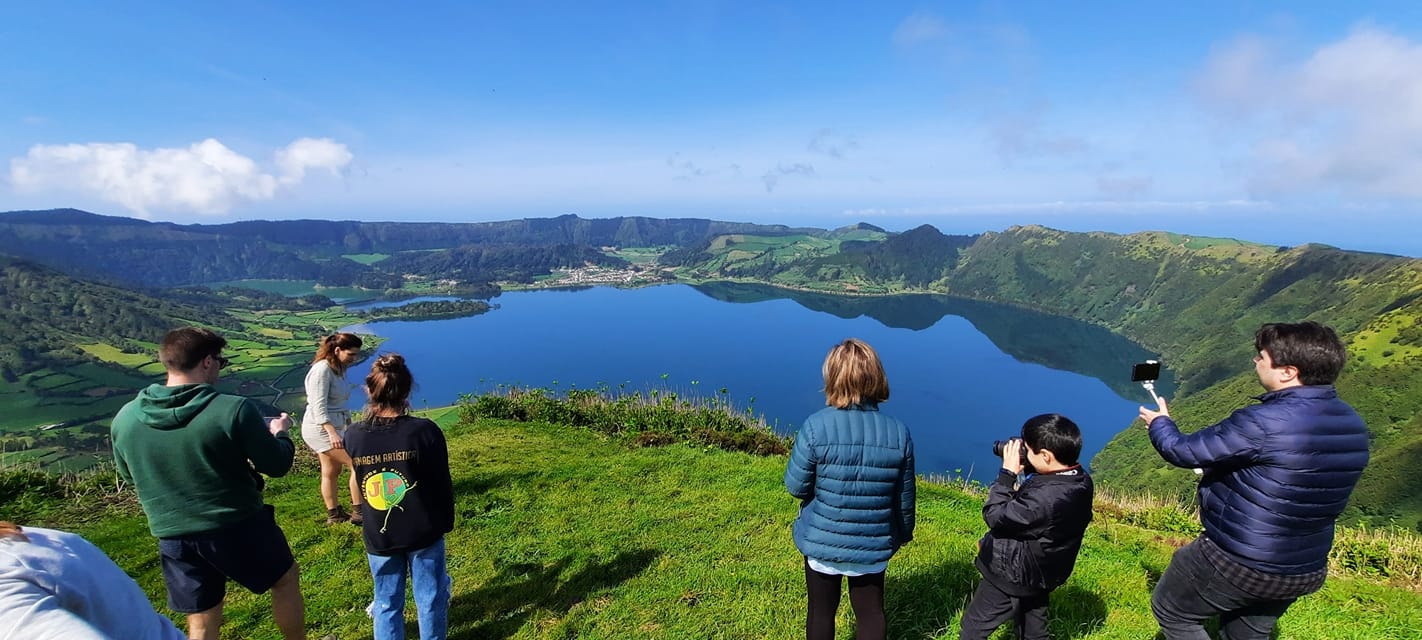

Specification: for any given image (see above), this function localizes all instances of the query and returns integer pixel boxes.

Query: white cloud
[807,129,859,159]
[1196,25,1422,199]
[1096,175,1154,199]
[8,137,352,216]
[892,13,949,48]
[274,137,353,185]
[1196,35,1277,113]
[761,163,816,193]
[989,106,1088,164]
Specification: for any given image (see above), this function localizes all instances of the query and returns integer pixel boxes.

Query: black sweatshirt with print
[347,415,455,555]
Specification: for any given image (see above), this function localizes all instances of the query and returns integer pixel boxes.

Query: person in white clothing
[303,332,365,525]
[0,521,187,640]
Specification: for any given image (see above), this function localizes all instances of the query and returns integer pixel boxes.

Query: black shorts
[157,505,296,613]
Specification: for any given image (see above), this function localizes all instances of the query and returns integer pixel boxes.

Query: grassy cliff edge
[3,404,1419,640]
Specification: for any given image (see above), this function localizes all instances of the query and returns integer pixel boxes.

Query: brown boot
[326,506,350,525]
[349,504,364,527]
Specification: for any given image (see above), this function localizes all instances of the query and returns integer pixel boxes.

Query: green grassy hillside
[663,225,1422,528]
[8,411,1420,639]
[940,227,1422,528]
[945,227,1422,394]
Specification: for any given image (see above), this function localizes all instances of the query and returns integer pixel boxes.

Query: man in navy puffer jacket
[1139,321,1370,640]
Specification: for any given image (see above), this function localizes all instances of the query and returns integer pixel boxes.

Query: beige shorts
[301,419,348,454]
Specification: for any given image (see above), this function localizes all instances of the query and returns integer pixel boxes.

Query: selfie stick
[1141,380,1162,405]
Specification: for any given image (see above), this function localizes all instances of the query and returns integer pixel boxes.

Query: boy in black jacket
[959,414,1094,640]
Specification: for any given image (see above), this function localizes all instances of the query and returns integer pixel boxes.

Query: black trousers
[958,577,1049,640]
[804,558,886,640]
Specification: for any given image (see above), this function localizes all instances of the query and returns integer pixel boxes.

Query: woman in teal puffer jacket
[785,338,916,640]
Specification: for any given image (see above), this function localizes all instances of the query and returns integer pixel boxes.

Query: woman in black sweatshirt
[346,353,454,640]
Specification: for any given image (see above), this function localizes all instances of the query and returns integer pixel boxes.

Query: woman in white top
[303,332,365,525]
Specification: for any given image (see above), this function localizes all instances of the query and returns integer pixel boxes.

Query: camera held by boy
[959,413,1094,640]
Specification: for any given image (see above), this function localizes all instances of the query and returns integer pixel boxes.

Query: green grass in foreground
[12,414,1422,639]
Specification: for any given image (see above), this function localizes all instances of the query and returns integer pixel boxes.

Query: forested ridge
[0,209,810,288]
[379,243,628,283]
[5,208,1422,528]
[0,257,240,377]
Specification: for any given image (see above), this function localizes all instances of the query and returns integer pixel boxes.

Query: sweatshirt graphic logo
[362,469,418,533]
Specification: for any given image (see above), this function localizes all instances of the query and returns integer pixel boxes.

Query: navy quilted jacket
[784,404,916,565]
[1148,385,1369,574]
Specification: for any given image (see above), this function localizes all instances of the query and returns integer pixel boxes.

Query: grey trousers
[1152,539,1296,640]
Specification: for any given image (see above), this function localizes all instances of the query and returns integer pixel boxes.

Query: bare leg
[324,447,363,509]
[317,452,341,510]
[187,602,223,640]
[270,562,306,640]
[348,465,362,508]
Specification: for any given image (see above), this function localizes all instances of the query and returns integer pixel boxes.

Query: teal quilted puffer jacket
[784,404,916,564]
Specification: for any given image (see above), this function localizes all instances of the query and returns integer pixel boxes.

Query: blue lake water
[348,295,464,310]
[340,283,1172,482]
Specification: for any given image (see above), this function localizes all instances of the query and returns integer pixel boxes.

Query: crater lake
[342,282,1173,481]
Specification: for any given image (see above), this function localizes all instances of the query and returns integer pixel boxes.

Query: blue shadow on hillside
[1050,585,1107,639]
[885,560,977,639]
[448,549,660,640]
[884,562,1106,639]
[453,470,537,497]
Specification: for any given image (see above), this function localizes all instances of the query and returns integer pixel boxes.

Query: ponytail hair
[365,352,414,416]
[313,332,363,375]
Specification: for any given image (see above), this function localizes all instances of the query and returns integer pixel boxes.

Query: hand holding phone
[265,413,292,436]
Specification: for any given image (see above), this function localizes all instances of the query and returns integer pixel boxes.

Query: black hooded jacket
[975,466,1094,596]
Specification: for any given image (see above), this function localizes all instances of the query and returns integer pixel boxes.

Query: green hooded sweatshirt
[111,383,295,538]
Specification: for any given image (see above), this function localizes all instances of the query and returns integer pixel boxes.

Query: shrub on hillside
[0,465,135,523]
[0,468,66,521]
[457,385,789,456]
[1093,488,1422,590]
[1331,525,1422,589]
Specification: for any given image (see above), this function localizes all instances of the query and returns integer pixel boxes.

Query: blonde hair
[822,338,890,409]
[0,522,27,542]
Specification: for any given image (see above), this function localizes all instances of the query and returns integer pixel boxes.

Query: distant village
[525,263,667,288]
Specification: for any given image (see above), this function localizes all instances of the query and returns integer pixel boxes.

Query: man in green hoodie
[111,327,307,640]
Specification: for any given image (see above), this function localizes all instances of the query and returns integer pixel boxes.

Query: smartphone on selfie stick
[1131,360,1162,405]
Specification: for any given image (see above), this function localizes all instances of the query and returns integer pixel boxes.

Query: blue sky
[5,1,1422,254]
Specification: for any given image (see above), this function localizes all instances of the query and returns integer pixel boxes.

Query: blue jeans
[367,537,451,640]
[1152,538,1295,640]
